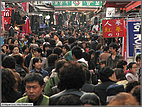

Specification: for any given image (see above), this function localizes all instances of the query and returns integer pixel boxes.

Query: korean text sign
[102,19,124,38]
[127,21,141,57]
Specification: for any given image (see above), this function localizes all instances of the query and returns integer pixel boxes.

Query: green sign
[52,1,72,6]
[52,1,102,7]
[82,1,102,6]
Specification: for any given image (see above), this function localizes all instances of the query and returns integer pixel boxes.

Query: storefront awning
[35,5,54,12]
[125,1,141,12]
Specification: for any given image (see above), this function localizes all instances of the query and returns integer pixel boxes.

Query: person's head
[89,49,95,59]
[62,44,70,54]
[24,73,44,101]
[99,60,106,68]
[103,46,109,52]
[59,61,85,90]
[130,85,140,105]
[117,59,127,71]
[29,43,38,53]
[2,44,8,53]
[11,39,19,46]
[2,68,17,100]
[68,36,76,45]
[24,34,29,41]
[32,57,42,70]
[22,45,29,54]
[56,94,82,105]
[136,54,141,68]
[80,93,101,105]
[33,47,42,57]
[107,92,139,106]
[53,47,63,57]
[2,56,16,69]
[109,43,118,54]
[125,81,140,93]
[7,37,13,45]
[12,46,20,55]
[13,54,24,66]
[43,42,50,53]
[55,59,67,73]
[127,62,137,74]
[47,54,58,67]
[113,68,126,81]
[99,66,117,82]
[72,46,82,60]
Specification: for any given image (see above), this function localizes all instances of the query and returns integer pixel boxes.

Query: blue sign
[127,21,141,57]
[1,37,4,46]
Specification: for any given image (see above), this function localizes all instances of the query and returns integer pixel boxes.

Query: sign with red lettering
[102,19,124,38]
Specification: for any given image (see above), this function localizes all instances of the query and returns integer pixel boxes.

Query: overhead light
[14,26,19,31]
[39,14,42,16]
[46,15,50,19]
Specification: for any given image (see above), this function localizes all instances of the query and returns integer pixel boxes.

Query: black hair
[113,68,126,81]
[72,46,82,59]
[131,85,141,105]
[13,55,24,66]
[22,45,29,53]
[99,66,114,82]
[55,59,67,73]
[109,42,119,51]
[127,62,137,69]
[62,44,70,52]
[33,47,42,55]
[125,81,140,93]
[59,61,85,90]
[32,57,42,69]
[11,38,19,44]
[43,42,50,53]
[103,46,109,52]
[136,54,141,62]
[2,56,16,69]
[2,68,18,102]
[56,94,82,105]
[24,73,44,87]
[53,47,63,57]
[117,59,127,69]
[68,37,76,45]
[80,93,101,105]
[47,54,58,67]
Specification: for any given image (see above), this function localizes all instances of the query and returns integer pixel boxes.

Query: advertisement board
[102,19,125,38]
[127,20,141,57]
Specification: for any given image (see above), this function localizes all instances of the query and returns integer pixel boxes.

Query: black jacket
[49,89,86,105]
[94,80,115,105]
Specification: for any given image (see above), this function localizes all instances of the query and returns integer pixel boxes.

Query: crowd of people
[1,24,141,106]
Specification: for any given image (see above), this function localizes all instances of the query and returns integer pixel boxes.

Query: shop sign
[127,20,141,57]
[102,19,124,38]
[52,1,102,7]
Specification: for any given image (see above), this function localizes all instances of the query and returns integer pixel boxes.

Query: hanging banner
[127,20,141,57]
[102,19,124,38]
[21,2,27,12]
[52,1,102,7]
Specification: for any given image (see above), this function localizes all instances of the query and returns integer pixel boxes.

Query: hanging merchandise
[22,16,31,34]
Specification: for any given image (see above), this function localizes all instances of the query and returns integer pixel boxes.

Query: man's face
[26,81,44,101]
[33,51,40,57]
[109,47,116,54]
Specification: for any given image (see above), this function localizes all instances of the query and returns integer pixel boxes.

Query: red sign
[102,19,124,38]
